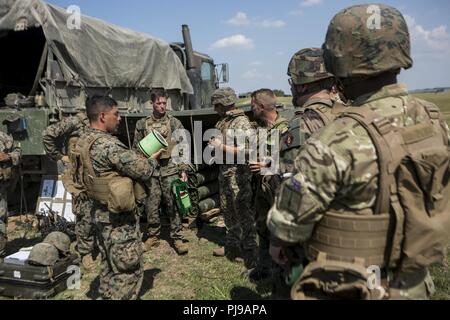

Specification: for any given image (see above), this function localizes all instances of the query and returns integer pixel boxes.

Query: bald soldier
[247,89,289,281]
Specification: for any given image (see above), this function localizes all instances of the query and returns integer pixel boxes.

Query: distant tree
[273,89,285,97]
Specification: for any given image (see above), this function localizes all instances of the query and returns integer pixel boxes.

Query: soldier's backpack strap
[338,108,405,269]
[304,100,335,126]
[339,108,403,216]
[78,134,117,204]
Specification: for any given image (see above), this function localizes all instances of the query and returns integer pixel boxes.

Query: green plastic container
[138,130,168,157]
[171,179,192,217]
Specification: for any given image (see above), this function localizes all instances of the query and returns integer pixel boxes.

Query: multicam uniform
[281,98,344,175]
[282,47,342,176]
[42,113,94,259]
[253,113,289,271]
[268,4,450,299]
[216,108,258,268]
[269,83,450,299]
[133,113,189,242]
[0,131,21,259]
[74,128,158,300]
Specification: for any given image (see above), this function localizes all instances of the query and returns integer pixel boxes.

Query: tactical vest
[215,108,247,133]
[62,113,90,194]
[71,133,137,213]
[70,134,116,203]
[307,100,450,274]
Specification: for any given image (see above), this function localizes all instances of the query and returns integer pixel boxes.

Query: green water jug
[138,130,168,157]
[171,179,192,217]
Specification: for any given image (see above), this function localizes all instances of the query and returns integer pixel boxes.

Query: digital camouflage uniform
[213,88,258,268]
[268,4,450,300]
[42,113,95,259]
[78,128,158,300]
[253,113,289,272]
[132,113,189,242]
[0,131,21,259]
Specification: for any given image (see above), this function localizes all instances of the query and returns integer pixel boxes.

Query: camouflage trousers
[219,168,257,267]
[93,204,143,300]
[0,187,7,258]
[254,175,282,270]
[145,174,183,241]
[74,193,95,258]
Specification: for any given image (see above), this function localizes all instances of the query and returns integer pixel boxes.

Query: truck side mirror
[215,63,229,84]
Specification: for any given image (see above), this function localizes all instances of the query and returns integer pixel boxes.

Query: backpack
[342,100,450,272]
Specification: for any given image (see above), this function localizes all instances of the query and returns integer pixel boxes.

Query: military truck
[0,0,229,210]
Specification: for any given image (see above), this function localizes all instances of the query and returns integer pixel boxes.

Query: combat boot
[174,240,189,255]
[81,254,96,271]
[143,237,160,252]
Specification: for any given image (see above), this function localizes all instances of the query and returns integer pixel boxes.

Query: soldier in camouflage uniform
[267,4,450,300]
[209,87,257,269]
[0,130,21,262]
[247,89,289,281]
[133,90,190,255]
[73,96,161,300]
[42,111,96,270]
[281,48,345,176]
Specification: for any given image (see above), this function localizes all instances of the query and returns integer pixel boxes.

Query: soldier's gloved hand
[151,148,165,160]
[180,171,188,182]
[269,244,288,267]
[0,152,11,162]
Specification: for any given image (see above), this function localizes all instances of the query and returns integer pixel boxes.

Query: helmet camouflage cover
[43,231,71,256]
[211,87,238,107]
[28,243,59,266]
[287,48,334,85]
[322,3,412,78]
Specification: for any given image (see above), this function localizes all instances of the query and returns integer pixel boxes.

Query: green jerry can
[171,179,192,217]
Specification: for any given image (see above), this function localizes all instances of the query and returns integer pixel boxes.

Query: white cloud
[405,14,450,52]
[209,34,254,50]
[242,69,272,80]
[249,61,262,66]
[226,12,286,29]
[227,12,250,27]
[258,19,286,28]
[300,0,323,7]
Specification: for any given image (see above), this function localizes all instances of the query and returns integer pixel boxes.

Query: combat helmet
[287,48,334,85]
[211,87,237,107]
[43,231,71,256]
[28,243,59,266]
[322,4,412,79]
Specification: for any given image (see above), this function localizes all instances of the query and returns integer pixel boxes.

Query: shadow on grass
[139,268,162,298]
[195,223,226,247]
[230,286,264,300]
[85,268,161,300]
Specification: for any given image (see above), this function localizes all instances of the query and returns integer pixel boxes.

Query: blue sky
[47,0,450,94]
